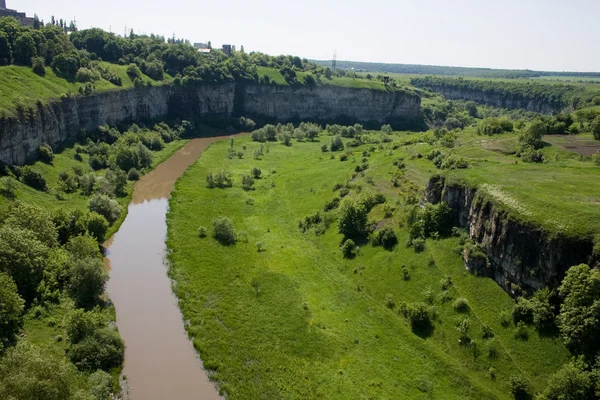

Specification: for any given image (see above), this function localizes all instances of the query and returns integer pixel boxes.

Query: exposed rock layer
[426,176,593,294]
[0,83,421,165]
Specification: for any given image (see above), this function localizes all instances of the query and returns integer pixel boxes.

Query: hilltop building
[193,42,210,53]
[222,44,236,56]
[0,1,36,26]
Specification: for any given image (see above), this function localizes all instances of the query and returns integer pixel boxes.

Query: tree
[213,217,237,245]
[557,264,600,357]
[592,150,600,166]
[69,328,124,371]
[381,124,393,134]
[0,343,76,400]
[65,309,106,344]
[591,116,600,140]
[69,257,107,309]
[0,272,24,350]
[13,33,37,65]
[541,358,594,400]
[88,194,122,224]
[0,31,11,65]
[38,143,54,163]
[330,135,344,151]
[519,120,546,149]
[0,225,49,303]
[338,199,368,239]
[22,166,47,191]
[340,238,357,258]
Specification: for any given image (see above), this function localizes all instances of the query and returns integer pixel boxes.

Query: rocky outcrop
[421,85,561,114]
[426,176,594,295]
[0,83,422,166]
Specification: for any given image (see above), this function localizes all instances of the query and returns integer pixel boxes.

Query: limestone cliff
[425,175,593,295]
[430,86,561,114]
[0,83,422,166]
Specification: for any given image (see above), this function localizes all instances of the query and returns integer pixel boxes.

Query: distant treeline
[411,76,599,113]
[312,60,600,79]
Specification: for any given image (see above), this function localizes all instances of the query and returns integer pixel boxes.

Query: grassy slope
[167,134,570,399]
[398,128,600,239]
[0,63,171,118]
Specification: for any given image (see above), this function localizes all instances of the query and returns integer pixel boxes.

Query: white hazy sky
[14,0,600,72]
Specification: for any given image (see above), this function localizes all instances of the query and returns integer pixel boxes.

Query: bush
[31,56,45,76]
[338,198,368,239]
[69,257,108,309]
[213,217,236,245]
[69,328,124,372]
[412,238,425,252]
[0,272,24,349]
[127,167,140,181]
[198,226,208,238]
[514,321,528,340]
[22,166,47,191]
[372,227,398,250]
[381,124,393,134]
[89,155,107,170]
[75,67,100,83]
[241,175,255,191]
[340,154,348,161]
[84,212,109,242]
[340,238,357,258]
[509,375,529,400]
[65,309,106,344]
[330,135,344,151]
[512,298,534,324]
[453,297,470,312]
[251,167,262,179]
[126,63,142,80]
[206,170,233,188]
[404,302,433,330]
[88,194,122,224]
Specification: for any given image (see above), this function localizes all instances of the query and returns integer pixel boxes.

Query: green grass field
[167,132,572,399]
[0,63,171,119]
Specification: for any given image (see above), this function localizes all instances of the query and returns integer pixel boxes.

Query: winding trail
[104,137,229,400]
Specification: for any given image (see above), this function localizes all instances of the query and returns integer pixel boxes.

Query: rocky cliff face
[0,83,421,166]
[419,85,561,115]
[241,84,421,123]
[426,176,593,295]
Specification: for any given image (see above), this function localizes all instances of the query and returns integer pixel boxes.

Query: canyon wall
[0,83,422,166]
[426,176,593,294]
[417,85,562,114]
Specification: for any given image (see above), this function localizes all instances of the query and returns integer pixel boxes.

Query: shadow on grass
[411,321,434,339]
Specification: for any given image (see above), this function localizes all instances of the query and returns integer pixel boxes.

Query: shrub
[456,318,471,342]
[330,135,344,151]
[206,170,233,188]
[0,176,17,199]
[69,257,108,309]
[340,154,348,161]
[324,197,340,212]
[340,238,357,258]
[69,328,124,372]
[126,63,142,80]
[22,166,47,191]
[512,298,534,324]
[251,168,262,179]
[75,67,100,83]
[127,168,140,181]
[338,199,368,239]
[412,238,425,252]
[514,321,528,340]
[88,194,122,224]
[386,293,395,309]
[31,56,45,76]
[372,227,398,250]
[402,265,410,281]
[213,217,236,245]
[89,155,107,170]
[381,124,393,134]
[65,309,106,344]
[509,375,529,400]
[84,212,109,243]
[453,297,470,312]
[404,302,433,330]
[198,226,208,238]
[0,272,24,349]
[241,175,255,191]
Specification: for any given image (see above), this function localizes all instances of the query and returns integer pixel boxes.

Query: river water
[104,137,227,400]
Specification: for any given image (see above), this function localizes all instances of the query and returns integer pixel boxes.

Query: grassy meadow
[166,131,579,399]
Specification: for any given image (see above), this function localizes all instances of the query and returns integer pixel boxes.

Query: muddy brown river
[105,137,227,400]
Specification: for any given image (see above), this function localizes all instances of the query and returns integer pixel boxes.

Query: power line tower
[332,51,337,72]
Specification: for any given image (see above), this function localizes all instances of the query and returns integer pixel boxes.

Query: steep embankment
[411,76,584,114]
[426,175,594,294]
[0,83,422,166]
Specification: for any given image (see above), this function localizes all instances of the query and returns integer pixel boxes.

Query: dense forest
[0,16,345,89]
[312,60,600,79]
